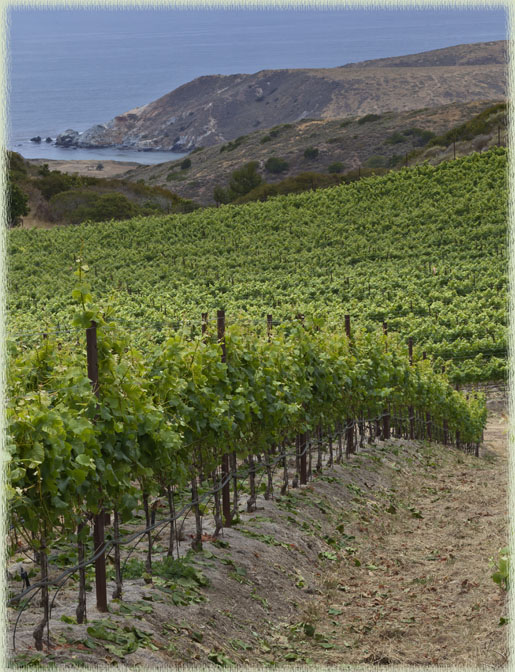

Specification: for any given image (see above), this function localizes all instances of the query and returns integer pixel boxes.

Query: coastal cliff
[56,40,506,152]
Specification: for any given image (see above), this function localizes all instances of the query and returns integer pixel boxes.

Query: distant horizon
[7,6,507,162]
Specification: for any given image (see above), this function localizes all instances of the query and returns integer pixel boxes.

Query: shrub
[427,103,506,148]
[48,189,99,223]
[37,163,51,177]
[34,172,80,200]
[7,181,30,227]
[265,157,289,174]
[260,134,272,144]
[228,161,262,198]
[166,172,187,182]
[388,154,405,168]
[303,147,319,160]
[213,185,231,206]
[235,183,279,203]
[358,113,381,125]
[402,127,436,146]
[328,162,344,174]
[236,171,342,204]
[8,151,28,177]
[417,130,436,146]
[340,120,352,128]
[385,131,405,145]
[364,155,388,169]
[269,124,292,139]
[220,136,247,153]
[86,192,139,222]
[180,158,192,170]
[49,190,138,224]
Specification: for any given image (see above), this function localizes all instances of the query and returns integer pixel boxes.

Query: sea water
[7,6,507,165]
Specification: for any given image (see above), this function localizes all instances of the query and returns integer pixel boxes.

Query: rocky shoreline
[54,125,189,153]
[29,129,180,154]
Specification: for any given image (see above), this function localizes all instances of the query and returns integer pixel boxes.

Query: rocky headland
[54,40,506,153]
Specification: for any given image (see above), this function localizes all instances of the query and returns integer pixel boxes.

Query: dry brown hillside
[122,99,505,206]
[56,41,506,153]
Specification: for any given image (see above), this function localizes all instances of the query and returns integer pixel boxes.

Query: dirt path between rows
[298,409,509,667]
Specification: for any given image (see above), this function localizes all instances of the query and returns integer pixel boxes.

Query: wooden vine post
[299,432,307,485]
[441,365,449,445]
[218,310,232,527]
[443,419,449,446]
[293,312,308,484]
[423,351,432,441]
[190,317,207,551]
[86,321,108,613]
[408,338,415,440]
[382,322,390,440]
[344,315,354,456]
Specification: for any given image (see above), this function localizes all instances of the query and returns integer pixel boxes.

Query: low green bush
[365,155,388,169]
[328,162,344,173]
[385,131,405,145]
[358,113,381,125]
[303,147,319,160]
[265,156,289,174]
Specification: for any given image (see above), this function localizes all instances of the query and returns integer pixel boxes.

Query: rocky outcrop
[55,129,81,147]
[56,40,507,153]
[30,136,41,143]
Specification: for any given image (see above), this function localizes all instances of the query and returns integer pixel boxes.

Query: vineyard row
[9,407,479,652]
[7,283,487,650]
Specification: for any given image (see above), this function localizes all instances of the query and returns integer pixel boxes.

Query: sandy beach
[26,157,146,179]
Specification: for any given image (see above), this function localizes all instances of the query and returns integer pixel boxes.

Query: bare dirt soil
[7,390,508,668]
[297,411,509,667]
[26,158,143,180]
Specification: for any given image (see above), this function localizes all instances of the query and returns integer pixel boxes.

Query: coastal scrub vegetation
[265,156,289,173]
[303,147,319,160]
[7,182,30,227]
[6,151,197,226]
[358,113,382,125]
[427,102,507,148]
[213,161,262,205]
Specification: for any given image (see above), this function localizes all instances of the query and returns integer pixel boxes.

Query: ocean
[7,6,507,165]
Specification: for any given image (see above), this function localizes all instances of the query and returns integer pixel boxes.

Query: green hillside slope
[8,147,507,382]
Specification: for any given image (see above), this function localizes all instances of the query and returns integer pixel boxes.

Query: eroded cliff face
[56,40,507,152]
